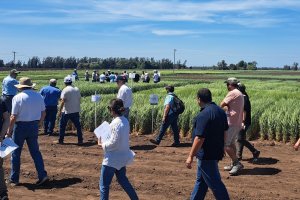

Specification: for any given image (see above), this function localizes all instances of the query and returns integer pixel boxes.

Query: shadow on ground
[240,167,281,176]
[20,177,82,191]
[131,145,157,151]
[243,157,279,165]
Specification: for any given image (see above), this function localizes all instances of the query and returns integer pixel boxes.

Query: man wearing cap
[40,79,61,136]
[150,85,180,147]
[220,77,244,175]
[58,76,82,144]
[2,69,21,113]
[116,75,132,120]
[72,69,79,81]
[6,77,49,186]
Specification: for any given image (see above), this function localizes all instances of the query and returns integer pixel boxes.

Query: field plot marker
[149,94,159,133]
[91,92,101,129]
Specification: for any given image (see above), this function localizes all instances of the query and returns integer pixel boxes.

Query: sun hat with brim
[14,77,36,89]
[64,76,72,83]
[224,77,239,84]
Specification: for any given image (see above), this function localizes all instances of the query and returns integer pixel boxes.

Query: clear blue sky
[0,0,300,67]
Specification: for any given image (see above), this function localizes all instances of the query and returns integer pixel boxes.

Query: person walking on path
[220,77,244,176]
[186,88,230,200]
[2,69,21,113]
[85,70,90,81]
[99,98,138,200]
[236,83,260,161]
[116,75,132,121]
[58,76,83,145]
[40,79,61,136]
[6,77,49,186]
[0,98,10,199]
[150,85,180,147]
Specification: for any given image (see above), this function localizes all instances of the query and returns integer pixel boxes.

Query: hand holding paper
[0,138,19,158]
[94,121,111,144]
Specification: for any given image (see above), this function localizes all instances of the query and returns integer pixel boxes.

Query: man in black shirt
[186,88,229,200]
[0,98,10,199]
[236,83,260,161]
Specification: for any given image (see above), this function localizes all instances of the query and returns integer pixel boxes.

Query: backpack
[170,94,185,115]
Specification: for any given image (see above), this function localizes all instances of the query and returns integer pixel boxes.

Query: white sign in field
[129,73,136,79]
[91,94,101,102]
[149,94,159,105]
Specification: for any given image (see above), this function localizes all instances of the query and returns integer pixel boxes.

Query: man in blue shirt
[2,69,20,113]
[40,79,61,136]
[150,85,180,147]
[186,88,229,200]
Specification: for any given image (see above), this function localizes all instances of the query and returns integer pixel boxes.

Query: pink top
[223,88,244,127]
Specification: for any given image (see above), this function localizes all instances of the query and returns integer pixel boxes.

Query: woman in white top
[99,98,138,200]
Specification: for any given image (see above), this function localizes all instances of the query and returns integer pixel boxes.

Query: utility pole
[173,49,176,73]
[12,51,16,64]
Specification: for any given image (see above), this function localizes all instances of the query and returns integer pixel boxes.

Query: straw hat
[14,77,36,89]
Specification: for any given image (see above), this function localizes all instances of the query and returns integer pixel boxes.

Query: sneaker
[36,176,49,186]
[150,139,159,145]
[224,163,233,171]
[5,179,19,187]
[229,162,244,175]
[253,150,260,159]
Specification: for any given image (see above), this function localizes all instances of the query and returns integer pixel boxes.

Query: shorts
[225,126,241,146]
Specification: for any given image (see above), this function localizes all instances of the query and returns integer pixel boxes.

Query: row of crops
[0,70,299,142]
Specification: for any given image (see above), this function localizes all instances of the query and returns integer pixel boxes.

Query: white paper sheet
[0,138,19,158]
[94,121,111,143]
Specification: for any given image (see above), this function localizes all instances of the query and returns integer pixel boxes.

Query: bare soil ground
[4,131,300,200]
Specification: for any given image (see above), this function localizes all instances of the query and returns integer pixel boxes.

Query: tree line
[0,56,187,70]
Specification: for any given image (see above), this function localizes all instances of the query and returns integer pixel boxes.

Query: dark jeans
[11,121,47,182]
[100,165,138,200]
[156,113,180,144]
[123,108,130,121]
[44,106,58,134]
[2,95,14,113]
[236,125,257,158]
[59,112,83,143]
[190,159,230,200]
[0,158,7,194]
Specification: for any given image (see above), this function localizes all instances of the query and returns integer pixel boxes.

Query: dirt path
[4,132,300,200]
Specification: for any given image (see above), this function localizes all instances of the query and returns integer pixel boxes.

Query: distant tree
[283,65,291,70]
[217,60,228,70]
[247,61,258,70]
[64,57,77,69]
[292,62,298,71]
[229,63,237,70]
[5,61,14,68]
[0,60,4,68]
[28,56,41,68]
[237,60,247,70]
[15,60,22,68]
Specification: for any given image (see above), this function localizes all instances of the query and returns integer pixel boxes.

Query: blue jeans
[10,121,47,182]
[44,106,58,134]
[59,112,83,143]
[100,165,138,200]
[156,113,179,144]
[191,159,229,200]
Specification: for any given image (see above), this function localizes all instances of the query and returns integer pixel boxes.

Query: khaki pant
[0,158,7,194]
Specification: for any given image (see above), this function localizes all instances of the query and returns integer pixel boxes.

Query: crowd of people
[0,69,298,200]
[82,69,161,83]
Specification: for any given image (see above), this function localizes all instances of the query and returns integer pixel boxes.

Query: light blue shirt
[164,92,174,115]
[2,76,19,95]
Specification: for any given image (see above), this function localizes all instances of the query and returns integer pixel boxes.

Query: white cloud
[0,0,300,27]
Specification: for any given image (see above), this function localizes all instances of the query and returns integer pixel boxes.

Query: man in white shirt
[116,75,132,120]
[6,77,49,186]
[99,72,106,83]
[58,76,82,144]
